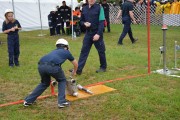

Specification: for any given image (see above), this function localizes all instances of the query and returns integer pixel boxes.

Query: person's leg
[77,34,93,74]
[66,22,70,35]
[118,21,131,45]
[7,36,14,66]
[14,35,20,66]
[24,65,51,103]
[51,67,66,105]
[128,25,135,43]
[106,18,110,32]
[56,25,60,35]
[94,36,107,70]
[61,21,65,34]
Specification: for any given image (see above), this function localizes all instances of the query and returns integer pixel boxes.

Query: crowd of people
[133,0,180,14]
[48,0,111,36]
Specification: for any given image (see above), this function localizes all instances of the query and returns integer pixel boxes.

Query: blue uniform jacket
[2,20,21,35]
[39,48,74,66]
[80,3,105,36]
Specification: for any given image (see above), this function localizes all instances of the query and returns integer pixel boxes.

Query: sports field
[0,24,180,119]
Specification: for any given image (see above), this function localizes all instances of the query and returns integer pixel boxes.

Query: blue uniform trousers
[24,64,67,104]
[56,25,61,35]
[118,17,135,44]
[77,32,107,73]
[7,34,20,66]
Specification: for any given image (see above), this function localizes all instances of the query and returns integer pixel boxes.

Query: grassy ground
[0,24,180,120]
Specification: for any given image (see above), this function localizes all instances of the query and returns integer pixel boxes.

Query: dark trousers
[104,17,110,32]
[61,21,70,34]
[77,32,107,73]
[25,64,67,104]
[56,25,61,35]
[7,34,20,66]
[118,17,135,44]
[50,27,55,36]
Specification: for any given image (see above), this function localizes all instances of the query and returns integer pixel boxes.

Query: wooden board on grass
[65,85,116,101]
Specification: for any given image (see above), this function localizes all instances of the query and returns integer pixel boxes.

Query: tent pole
[12,0,16,18]
[71,0,74,40]
[38,0,45,36]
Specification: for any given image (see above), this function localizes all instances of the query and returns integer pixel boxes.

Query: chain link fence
[109,5,180,26]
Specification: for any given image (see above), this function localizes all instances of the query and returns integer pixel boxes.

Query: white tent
[0,0,78,32]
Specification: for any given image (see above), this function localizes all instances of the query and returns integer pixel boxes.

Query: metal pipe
[162,25,167,74]
[38,0,43,36]
[147,0,151,74]
[71,0,74,39]
[175,41,177,69]
[12,0,16,18]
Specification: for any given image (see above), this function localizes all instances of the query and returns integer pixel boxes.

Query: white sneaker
[23,101,33,107]
[58,101,70,108]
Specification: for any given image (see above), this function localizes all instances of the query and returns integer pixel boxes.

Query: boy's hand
[84,22,91,27]
[93,34,100,41]
[10,27,15,32]
[14,26,18,29]
[72,71,76,76]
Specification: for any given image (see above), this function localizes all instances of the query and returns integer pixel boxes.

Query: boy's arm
[71,59,78,76]
[3,28,15,34]
[2,22,15,34]
[117,10,122,19]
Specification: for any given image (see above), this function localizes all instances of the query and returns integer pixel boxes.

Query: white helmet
[56,38,69,49]
[4,9,13,16]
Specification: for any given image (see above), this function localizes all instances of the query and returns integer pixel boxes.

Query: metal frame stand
[172,41,180,71]
[154,25,180,78]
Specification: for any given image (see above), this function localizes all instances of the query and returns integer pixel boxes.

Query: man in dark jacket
[58,1,71,34]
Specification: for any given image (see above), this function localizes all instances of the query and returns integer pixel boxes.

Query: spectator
[48,8,57,36]
[170,0,180,14]
[2,9,22,67]
[102,0,111,32]
[58,1,71,34]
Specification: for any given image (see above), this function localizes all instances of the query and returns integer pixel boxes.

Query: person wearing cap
[75,0,107,75]
[24,39,78,108]
[48,8,57,36]
[2,9,21,67]
[58,1,71,34]
[117,0,138,45]
[102,0,111,32]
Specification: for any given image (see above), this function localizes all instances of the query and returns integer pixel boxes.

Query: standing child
[2,9,22,67]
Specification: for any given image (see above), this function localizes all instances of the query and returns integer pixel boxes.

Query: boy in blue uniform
[117,0,138,45]
[75,0,107,75]
[24,39,78,108]
[2,9,21,67]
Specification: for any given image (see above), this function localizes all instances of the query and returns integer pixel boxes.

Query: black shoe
[58,101,70,108]
[117,43,123,45]
[132,38,138,44]
[9,65,14,68]
[96,68,106,73]
[15,63,20,66]
[76,70,82,75]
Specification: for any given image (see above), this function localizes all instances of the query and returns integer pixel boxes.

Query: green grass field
[0,24,180,120]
